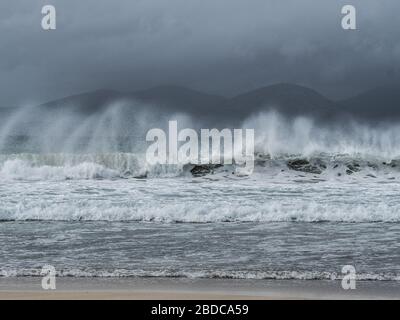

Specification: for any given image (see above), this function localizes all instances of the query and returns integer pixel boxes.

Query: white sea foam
[1,194,400,222]
[0,154,188,180]
[0,159,120,180]
[1,268,399,281]
[2,108,400,181]
[2,109,400,282]
[0,151,399,181]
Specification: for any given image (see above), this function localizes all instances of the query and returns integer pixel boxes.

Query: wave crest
[1,152,400,181]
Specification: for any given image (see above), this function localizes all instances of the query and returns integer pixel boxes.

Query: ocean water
[1,153,400,281]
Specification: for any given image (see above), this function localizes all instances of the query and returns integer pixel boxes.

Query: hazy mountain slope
[340,85,400,121]
[228,83,336,118]
[133,85,227,113]
[30,83,400,124]
[39,89,127,114]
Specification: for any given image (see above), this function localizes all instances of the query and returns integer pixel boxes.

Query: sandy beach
[1,277,399,300]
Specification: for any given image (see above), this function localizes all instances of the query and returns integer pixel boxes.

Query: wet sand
[1,277,399,300]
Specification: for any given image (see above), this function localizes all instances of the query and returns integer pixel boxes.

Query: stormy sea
[1,84,400,282]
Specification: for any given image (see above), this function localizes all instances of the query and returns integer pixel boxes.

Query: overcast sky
[0,0,399,106]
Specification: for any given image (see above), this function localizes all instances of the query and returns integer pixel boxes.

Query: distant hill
[339,85,400,120]
[133,85,227,113]
[39,89,127,114]
[228,83,336,118]
[30,83,400,124]
[37,83,336,117]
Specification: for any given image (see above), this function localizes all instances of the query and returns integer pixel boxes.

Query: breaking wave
[0,151,400,181]
[1,194,400,222]
[2,108,400,180]
[0,153,188,180]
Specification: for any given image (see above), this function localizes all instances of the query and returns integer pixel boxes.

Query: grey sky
[0,0,399,106]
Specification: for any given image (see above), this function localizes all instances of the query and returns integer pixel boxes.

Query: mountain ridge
[19,83,400,122]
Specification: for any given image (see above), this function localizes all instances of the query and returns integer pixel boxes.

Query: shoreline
[1,277,399,300]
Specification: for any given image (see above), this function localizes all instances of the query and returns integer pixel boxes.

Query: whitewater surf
[1,108,400,283]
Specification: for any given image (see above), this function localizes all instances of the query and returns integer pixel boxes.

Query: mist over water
[0,102,147,154]
[1,102,400,181]
[1,101,400,224]
[247,112,400,159]
[3,101,400,154]
[2,102,400,280]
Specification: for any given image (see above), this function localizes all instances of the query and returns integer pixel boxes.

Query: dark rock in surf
[286,158,325,174]
[346,162,361,175]
[382,161,398,168]
[189,164,223,177]
[134,172,148,179]
[287,159,309,170]
[388,160,400,168]
[367,162,378,170]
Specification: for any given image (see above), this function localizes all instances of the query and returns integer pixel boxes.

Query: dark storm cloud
[0,0,400,106]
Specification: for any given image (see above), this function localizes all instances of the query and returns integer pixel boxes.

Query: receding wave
[1,198,400,222]
[1,268,399,281]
